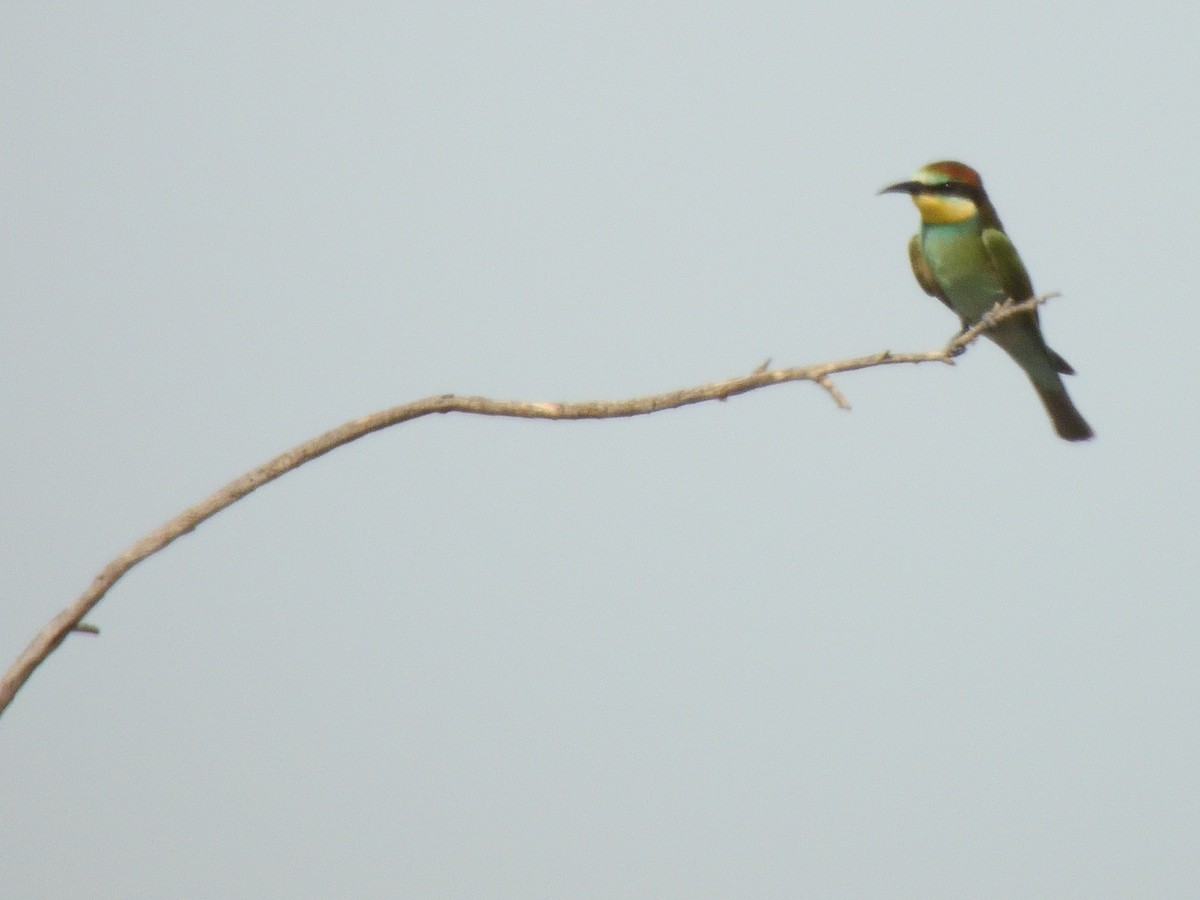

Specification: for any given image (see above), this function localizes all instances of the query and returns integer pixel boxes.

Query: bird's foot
[946,324,970,356]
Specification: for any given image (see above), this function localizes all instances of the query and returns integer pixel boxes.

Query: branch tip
[815,375,851,410]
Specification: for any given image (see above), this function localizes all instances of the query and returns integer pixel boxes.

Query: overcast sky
[3,3,1198,897]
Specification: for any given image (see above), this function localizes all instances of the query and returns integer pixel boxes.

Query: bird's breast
[920,221,1006,322]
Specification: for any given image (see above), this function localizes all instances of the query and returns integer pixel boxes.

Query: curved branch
[0,296,1051,717]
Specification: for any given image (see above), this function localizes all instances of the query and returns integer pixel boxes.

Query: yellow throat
[912,193,977,224]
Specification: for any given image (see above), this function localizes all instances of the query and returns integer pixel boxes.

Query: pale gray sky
[3,3,1198,897]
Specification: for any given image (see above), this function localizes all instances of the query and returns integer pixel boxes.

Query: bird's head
[880,160,986,224]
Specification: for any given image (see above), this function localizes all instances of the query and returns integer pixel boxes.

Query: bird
[880,161,1093,441]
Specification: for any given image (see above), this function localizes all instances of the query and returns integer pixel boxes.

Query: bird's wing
[980,227,1074,374]
[981,228,1034,302]
[907,234,955,313]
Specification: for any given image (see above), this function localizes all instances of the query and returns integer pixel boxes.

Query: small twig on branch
[814,376,850,410]
[0,295,1052,718]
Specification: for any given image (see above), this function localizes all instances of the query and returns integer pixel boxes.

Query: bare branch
[0,295,1051,717]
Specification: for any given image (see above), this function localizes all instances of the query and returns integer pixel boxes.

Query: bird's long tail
[991,322,1093,442]
[1033,382,1094,442]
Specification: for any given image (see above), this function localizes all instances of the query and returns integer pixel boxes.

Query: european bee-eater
[881,161,1093,441]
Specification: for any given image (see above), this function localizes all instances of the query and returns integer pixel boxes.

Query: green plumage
[883,161,1092,441]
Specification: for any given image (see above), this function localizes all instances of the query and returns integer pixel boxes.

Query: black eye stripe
[925,182,979,200]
